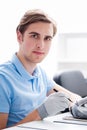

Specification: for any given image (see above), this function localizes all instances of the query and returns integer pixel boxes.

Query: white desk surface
[4,112,87,130]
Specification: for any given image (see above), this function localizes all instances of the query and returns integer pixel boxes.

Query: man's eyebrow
[28,32,40,35]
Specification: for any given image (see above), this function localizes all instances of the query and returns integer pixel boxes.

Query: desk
[4,112,87,130]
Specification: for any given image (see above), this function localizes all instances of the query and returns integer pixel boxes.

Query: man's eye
[45,37,52,41]
[31,34,38,39]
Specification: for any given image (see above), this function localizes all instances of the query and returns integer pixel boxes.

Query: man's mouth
[33,51,45,55]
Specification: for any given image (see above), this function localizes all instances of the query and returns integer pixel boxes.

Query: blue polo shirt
[0,54,55,127]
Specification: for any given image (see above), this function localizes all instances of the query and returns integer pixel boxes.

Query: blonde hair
[16,9,57,36]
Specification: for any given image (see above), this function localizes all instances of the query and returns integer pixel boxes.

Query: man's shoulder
[0,61,13,75]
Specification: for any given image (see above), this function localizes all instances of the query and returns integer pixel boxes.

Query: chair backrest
[53,70,87,97]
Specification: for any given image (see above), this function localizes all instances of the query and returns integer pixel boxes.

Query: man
[0,9,81,129]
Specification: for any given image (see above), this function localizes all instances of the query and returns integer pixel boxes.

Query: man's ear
[16,30,23,43]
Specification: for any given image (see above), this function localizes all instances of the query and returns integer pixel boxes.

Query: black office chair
[53,70,87,97]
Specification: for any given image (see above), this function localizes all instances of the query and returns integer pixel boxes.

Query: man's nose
[36,40,44,49]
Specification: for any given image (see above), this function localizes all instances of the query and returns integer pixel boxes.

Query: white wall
[57,33,87,78]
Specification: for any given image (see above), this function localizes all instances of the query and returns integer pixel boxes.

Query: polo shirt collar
[11,54,41,80]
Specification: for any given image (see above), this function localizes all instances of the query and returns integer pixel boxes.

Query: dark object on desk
[70,96,87,119]
[61,108,69,113]
[53,70,87,97]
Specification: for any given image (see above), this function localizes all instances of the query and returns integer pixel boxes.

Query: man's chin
[34,59,44,64]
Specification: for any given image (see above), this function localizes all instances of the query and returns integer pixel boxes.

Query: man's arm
[53,84,82,103]
[0,110,41,129]
[16,110,41,126]
[0,113,8,129]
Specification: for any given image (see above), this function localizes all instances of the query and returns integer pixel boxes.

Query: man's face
[17,22,54,64]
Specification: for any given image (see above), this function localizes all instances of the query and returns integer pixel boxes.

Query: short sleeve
[0,75,11,113]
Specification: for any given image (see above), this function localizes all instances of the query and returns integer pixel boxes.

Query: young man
[0,9,81,129]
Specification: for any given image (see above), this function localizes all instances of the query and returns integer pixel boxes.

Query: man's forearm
[54,84,81,103]
[15,109,41,126]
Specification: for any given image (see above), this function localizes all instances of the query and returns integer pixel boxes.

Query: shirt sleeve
[0,75,11,113]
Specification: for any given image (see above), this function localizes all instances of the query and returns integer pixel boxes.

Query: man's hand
[37,92,70,119]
